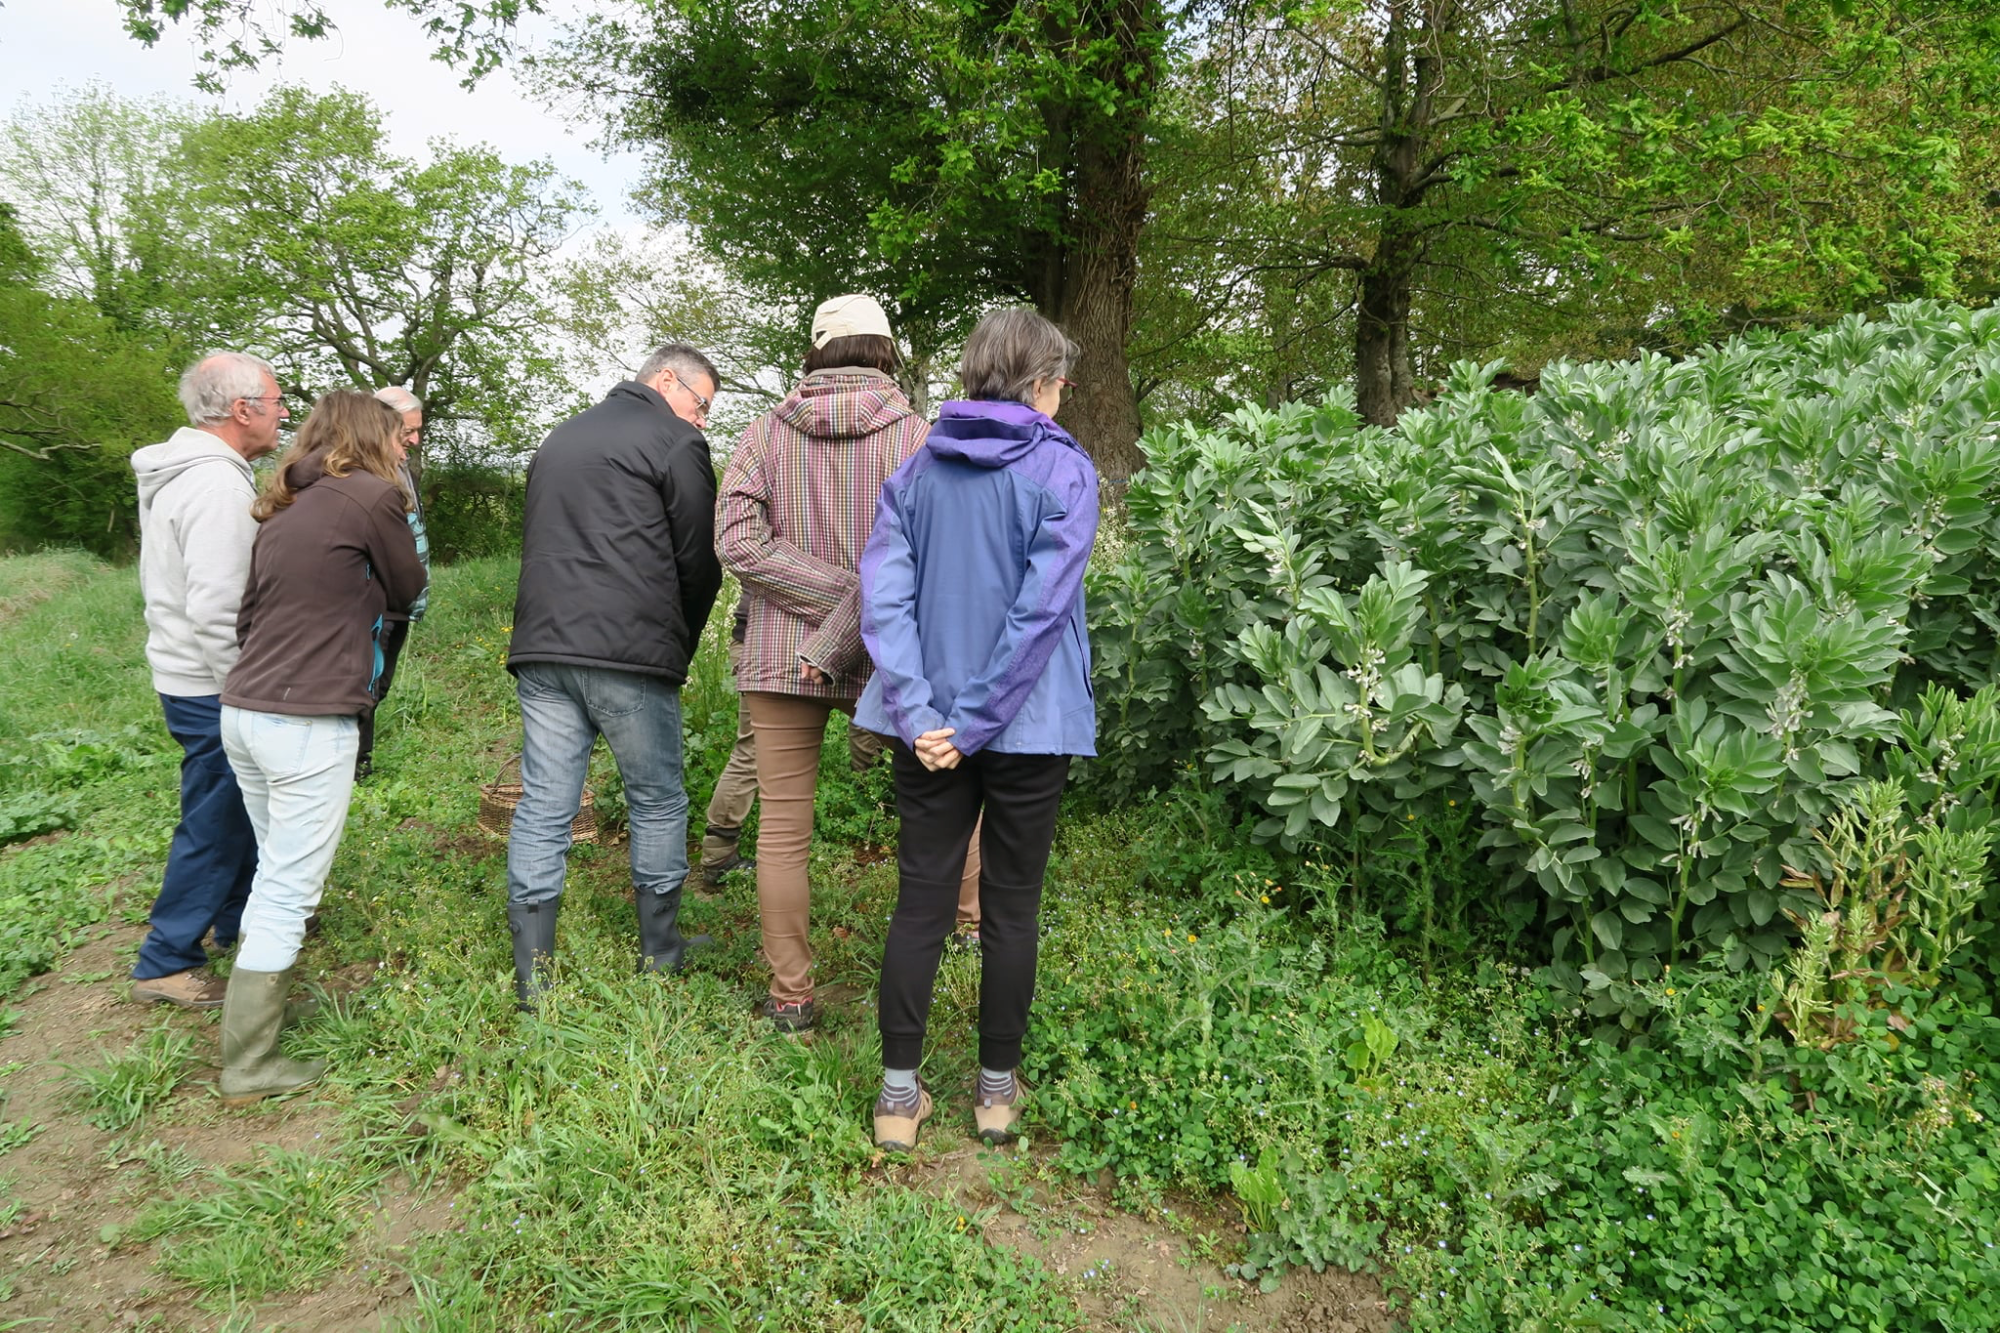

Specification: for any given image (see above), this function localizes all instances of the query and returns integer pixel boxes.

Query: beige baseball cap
[811,294,893,348]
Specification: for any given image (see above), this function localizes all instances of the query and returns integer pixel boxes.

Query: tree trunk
[1355,236,1416,427]
[1354,5,1439,427]
[1019,0,1156,484]
[1055,130,1148,482]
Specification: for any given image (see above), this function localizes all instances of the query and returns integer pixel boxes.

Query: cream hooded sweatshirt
[131,426,259,697]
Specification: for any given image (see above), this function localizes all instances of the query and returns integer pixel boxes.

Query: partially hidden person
[701,607,986,944]
[216,391,425,1104]
[128,352,288,1009]
[354,385,431,781]
[503,343,724,1007]
[716,293,943,1033]
[855,307,1099,1151]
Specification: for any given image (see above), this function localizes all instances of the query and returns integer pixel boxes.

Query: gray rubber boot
[509,900,559,1012]
[218,967,325,1107]
[637,889,710,975]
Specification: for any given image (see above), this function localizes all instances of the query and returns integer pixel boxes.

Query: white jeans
[220,707,358,972]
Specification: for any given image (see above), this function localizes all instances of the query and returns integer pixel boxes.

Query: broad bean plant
[1091,302,2000,1017]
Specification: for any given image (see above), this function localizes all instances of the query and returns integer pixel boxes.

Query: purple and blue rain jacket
[854,398,1099,757]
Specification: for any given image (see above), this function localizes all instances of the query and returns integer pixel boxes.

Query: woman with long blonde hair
[214,390,426,1105]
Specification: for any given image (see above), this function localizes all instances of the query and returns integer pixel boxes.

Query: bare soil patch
[0,919,433,1331]
[902,1137,1396,1332]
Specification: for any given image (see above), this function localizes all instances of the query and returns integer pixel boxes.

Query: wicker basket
[477,755,599,843]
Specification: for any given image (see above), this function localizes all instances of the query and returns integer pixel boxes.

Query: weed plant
[65,1022,193,1131]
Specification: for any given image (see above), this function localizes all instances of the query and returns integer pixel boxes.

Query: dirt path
[2,893,1397,1331]
[0,918,429,1331]
[903,1134,1394,1333]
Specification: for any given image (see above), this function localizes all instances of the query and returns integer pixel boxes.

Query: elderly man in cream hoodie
[128,352,288,1007]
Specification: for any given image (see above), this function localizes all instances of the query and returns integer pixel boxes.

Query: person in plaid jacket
[716,294,932,1033]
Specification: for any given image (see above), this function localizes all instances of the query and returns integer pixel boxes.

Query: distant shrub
[419,461,524,562]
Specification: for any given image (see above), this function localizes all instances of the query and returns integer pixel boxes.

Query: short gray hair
[374,386,422,414]
[959,308,1078,406]
[636,341,721,393]
[178,351,278,426]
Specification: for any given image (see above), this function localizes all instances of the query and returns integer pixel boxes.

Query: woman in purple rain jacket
[854,307,1099,1152]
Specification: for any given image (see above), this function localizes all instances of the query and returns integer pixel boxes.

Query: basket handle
[489,753,523,786]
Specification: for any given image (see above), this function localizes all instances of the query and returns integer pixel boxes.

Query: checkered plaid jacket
[716,368,928,699]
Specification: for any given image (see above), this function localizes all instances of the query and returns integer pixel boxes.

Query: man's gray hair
[374,386,422,414]
[959,308,1079,406]
[178,351,278,426]
[636,341,722,393]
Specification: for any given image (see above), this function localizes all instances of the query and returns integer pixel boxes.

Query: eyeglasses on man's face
[666,373,712,418]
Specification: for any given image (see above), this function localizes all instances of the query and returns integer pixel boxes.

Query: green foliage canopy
[0,204,182,556]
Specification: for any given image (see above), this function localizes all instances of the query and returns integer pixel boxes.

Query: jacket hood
[772,369,916,441]
[131,426,254,508]
[282,449,329,493]
[925,399,1080,469]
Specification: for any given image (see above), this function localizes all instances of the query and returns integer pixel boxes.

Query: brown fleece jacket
[221,454,425,718]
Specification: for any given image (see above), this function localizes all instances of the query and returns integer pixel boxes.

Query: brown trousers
[701,672,760,865]
[745,692,978,1003]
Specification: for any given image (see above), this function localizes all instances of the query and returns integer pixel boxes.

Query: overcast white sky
[0,0,647,228]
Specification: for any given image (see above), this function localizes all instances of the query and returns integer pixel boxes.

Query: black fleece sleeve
[661,425,722,648]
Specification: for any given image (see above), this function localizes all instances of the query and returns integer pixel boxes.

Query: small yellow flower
[1406,812,1416,821]
[1260,895,1270,904]
[1665,988,1676,996]
[1187,933,1198,943]
[1129,1100,1137,1110]
[1447,799,1457,807]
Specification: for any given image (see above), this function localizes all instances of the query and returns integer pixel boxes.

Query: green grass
[0,548,105,625]
[64,1021,194,1132]
[0,554,1087,1327]
[10,551,2000,1331]
[132,1145,376,1304]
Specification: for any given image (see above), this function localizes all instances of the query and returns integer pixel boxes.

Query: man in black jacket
[504,342,725,1006]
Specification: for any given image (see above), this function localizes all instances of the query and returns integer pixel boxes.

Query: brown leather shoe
[131,969,227,1009]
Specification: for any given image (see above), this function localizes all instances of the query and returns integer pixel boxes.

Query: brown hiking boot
[974,1071,1025,1145]
[131,969,227,1009]
[873,1085,933,1153]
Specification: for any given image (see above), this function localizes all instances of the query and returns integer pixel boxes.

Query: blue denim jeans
[507,663,690,908]
[219,707,359,973]
[133,693,259,980]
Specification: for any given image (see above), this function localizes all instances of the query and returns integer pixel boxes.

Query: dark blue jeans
[132,693,258,980]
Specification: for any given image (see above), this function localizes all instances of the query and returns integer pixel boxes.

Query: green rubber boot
[218,967,325,1107]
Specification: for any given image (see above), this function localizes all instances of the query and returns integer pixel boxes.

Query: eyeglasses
[666,373,712,418]
[1057,376,1078,398]
[238,394,284,408]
